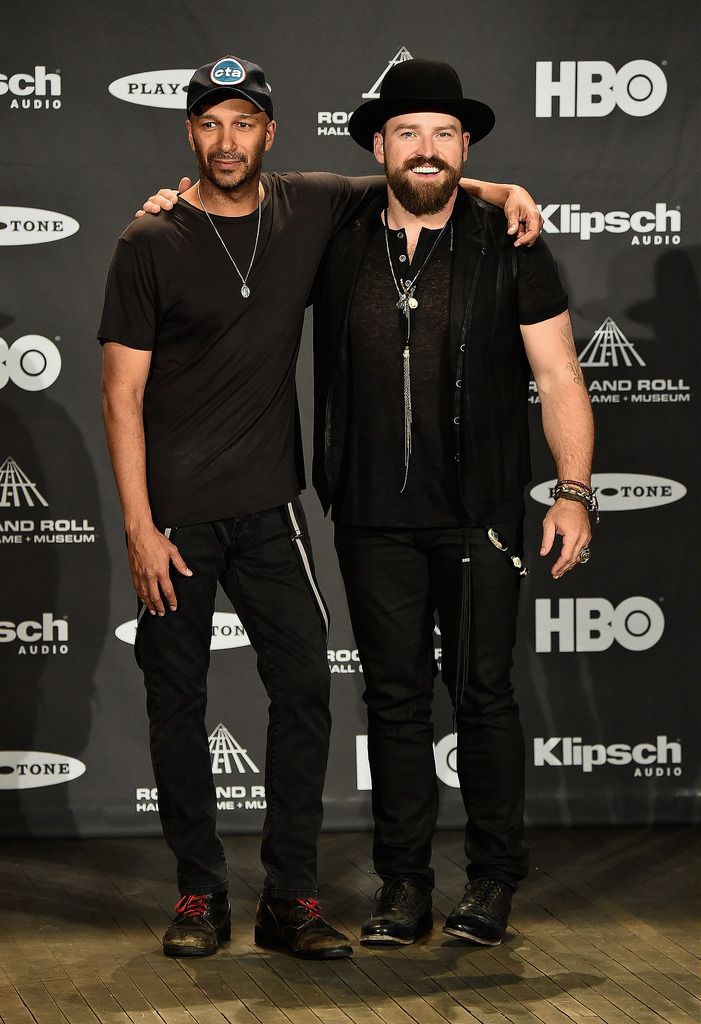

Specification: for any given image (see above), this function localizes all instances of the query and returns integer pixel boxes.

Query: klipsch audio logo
[115,611,250,649]
[534,596,665,653]
[534,735,681,777]
[1,66,62,110]
[538,203,680,245]
[528,317,692,406]
[318,46,413,136]
[0,613,68,655]
[530,474,686,512]
[135,723,265,812]
[0,208,79,246]
[0,456,96,546]
[108,69,194,109]
[535,60,667,118]
[0,751,85,789]
[356,732,459,790]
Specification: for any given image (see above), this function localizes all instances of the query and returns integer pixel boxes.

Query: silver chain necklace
[384,215,452,315]
[383,213,453,492]
[197,182,262,298]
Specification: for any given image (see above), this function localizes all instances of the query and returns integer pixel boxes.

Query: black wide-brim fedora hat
[348,58,495,151]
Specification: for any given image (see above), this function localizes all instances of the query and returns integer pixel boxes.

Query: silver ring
[578,546,591,565]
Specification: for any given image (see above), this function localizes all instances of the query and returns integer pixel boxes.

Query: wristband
[553,483,600,524]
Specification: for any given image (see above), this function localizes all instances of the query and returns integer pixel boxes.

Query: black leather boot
[360,878,433,946]
[443,878,512,945]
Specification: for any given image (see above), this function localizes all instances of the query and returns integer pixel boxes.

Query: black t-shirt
[98,171,381,526]
[334,219,463,527]
[333,215,567,528]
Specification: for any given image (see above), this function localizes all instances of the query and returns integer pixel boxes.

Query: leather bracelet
[557,478,592,496]
[554,488,589,508]
[553,484,600,524]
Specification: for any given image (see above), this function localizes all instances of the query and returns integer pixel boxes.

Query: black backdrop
[1,0,698,838]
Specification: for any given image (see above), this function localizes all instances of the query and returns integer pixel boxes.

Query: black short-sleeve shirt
[98,171,381,526]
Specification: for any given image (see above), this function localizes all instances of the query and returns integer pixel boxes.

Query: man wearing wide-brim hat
[312,58,595,947]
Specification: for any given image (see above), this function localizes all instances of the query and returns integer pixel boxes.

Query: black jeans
[334,524,528,892]
[135,500,331,897]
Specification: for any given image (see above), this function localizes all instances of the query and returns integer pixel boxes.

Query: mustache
[402,155,453,174]
[208,151,248,164]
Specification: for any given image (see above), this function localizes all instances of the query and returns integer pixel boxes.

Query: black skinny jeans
[135,500,331,897]
[334,524,529,892]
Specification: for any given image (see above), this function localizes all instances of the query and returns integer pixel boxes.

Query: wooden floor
[0,827,698,1024]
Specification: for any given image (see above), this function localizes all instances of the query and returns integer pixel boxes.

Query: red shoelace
[296,898,322,919]
[175,894,210,917]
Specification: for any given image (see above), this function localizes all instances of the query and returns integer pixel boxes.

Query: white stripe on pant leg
[286,502,330,635]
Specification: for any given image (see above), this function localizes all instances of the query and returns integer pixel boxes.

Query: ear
[372,131,385,166]
[462,131,470,161]
[264,118,277,151]
[186,120,195,153]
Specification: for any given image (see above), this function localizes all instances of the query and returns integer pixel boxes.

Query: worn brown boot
[255,896,352,958]
[162,892,231,957]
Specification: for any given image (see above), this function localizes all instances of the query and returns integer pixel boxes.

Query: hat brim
[187,86,270,118]
[348,98,495,151]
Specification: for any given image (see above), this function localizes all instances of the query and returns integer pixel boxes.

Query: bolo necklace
[197,182,262,298]
[383,211,453,492]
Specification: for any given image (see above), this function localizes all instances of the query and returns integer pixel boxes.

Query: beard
[385,155,462,216]
[194,140,265,193]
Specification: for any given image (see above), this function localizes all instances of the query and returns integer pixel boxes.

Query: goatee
[195,146,264,193]
[386,156,461,216]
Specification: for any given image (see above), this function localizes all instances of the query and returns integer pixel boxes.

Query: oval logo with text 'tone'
[0,207,79,245]
[530,473,686,511]
[0,751,86,789]
[115,611,250,649]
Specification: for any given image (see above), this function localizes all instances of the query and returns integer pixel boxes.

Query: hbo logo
[535,597,664,653]
[0,335,61,391]
[536,60,667,118]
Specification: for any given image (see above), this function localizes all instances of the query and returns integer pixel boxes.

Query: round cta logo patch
[210,57,246,86]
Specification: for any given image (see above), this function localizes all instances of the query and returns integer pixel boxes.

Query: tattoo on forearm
[565,360,583,385]
[560,323,585,387]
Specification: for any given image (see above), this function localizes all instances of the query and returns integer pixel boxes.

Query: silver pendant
[241,284,250,298]
[396,294,418,314]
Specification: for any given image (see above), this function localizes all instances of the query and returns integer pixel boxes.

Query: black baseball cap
[187,55,273,119]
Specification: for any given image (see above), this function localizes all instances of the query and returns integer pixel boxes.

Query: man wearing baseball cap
[100,55,546,960]
[312,58,594,947]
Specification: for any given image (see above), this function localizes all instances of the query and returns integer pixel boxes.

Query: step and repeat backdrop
[1,1,698,840]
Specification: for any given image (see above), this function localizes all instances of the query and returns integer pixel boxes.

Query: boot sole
[442,924,503,946]
[359,933,416,946]
[254,925,352,959]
